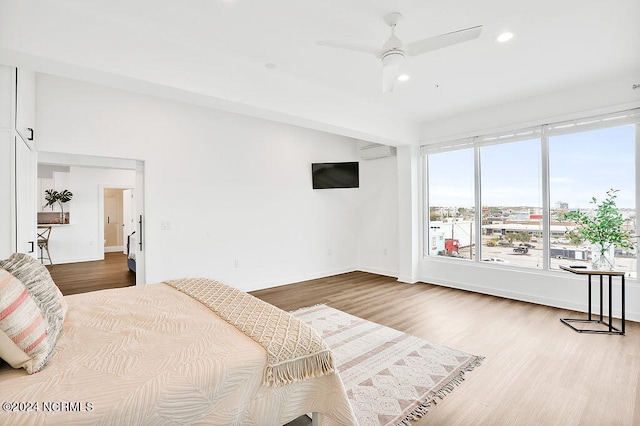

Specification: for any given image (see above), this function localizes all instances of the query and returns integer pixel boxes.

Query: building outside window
[548,122,636,277]
[426,148,475,260]
[424,109,638,278]
[480,137,543,268]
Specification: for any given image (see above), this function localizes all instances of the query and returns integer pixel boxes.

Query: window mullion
[541,125,551,270]
[635,114,640,276]
[474,140,482,262]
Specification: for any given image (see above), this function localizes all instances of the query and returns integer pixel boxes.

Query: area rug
[291,304,484,426]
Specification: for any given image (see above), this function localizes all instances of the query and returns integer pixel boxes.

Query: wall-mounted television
[312,162,359,189]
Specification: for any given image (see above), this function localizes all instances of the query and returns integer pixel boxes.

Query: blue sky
[428,124,636,209]
[549,125,635,208]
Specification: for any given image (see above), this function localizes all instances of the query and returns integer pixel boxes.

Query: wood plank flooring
[251,271,640,426]
[46,252,135,295]
[44,261,639,425]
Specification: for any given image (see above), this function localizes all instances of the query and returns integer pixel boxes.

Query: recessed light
[496,32,514,43]
[397,74,410,82]
[264,63,277,69]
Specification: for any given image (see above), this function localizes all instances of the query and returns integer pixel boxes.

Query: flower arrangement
[561,189,636,270]
[43,189,73,224]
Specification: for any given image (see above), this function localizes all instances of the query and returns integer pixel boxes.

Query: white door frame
[38,152,146,284]
[100,185,132,253]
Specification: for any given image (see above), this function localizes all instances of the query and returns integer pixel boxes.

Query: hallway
[47,252,135,295]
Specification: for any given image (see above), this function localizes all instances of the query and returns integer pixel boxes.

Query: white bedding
[0,283,356,425]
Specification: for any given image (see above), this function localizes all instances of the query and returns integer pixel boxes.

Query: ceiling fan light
[397,74,410,82]
[496,32,514,43]
[381,50,405,66]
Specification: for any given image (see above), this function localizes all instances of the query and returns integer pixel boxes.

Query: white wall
[419,256,639,320]
[35,74,366,291]
[30,69,640,323]
[41,166,136,264]
[356,155,399,277]
[29,65,640,323]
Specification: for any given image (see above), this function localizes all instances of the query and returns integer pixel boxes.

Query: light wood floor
[251,271,640,426]
[46,252,135,295]
[44,262,639,425]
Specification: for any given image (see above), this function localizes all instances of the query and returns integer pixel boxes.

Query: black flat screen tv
[312,162,359,189]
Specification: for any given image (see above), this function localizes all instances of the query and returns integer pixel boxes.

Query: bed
[0,254,357,425]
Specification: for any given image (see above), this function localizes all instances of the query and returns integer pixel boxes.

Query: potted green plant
[560,189,636,270]
[43,189,73,224]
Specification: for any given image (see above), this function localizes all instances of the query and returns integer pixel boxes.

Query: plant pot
[591,243,615,270]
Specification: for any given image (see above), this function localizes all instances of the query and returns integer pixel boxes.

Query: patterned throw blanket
[165,278,336,386]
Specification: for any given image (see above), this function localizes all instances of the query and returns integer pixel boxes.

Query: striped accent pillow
[0,253,67,366]
[0,269,51,373]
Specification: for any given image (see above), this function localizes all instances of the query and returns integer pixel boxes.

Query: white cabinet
[0,65,15,259]
[0,129,12,258]
[15,137,37,254]
[15,69,37,256]
[15,69,36,146]
[0,67,12,130]
[0,64,37,258]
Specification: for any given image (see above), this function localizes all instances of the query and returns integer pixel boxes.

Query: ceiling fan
[317,12,483,93]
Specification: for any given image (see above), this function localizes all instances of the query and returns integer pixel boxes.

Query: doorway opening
[38,151,146,287]
[103,187,136,252]
[103,186,136,282]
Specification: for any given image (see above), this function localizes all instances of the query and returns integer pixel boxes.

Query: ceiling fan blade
[382,64,400,93]
[316,40,382,57]
[405,25,483,56]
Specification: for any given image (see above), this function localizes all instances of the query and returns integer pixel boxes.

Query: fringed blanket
[165,278,335,386]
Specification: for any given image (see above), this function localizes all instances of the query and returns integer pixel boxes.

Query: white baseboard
[104,246,124,253]
[248,267,356,292]
[397,275,418,284]
[357,265,399,280]
[419,274,640,323]
[48,256,103,265]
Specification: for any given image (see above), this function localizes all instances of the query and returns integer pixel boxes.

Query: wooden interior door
[104,188,124,250]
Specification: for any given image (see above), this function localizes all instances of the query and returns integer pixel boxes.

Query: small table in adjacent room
[560,265,625,335]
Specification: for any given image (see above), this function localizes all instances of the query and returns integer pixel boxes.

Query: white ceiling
[1,0,639,145]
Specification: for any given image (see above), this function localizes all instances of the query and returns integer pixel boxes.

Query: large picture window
[549,124,636,277]
[424,109,638,278]
[427,149,475,260]
[480,138,543,268]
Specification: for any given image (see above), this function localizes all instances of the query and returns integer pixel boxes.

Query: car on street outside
[482,257,510,263]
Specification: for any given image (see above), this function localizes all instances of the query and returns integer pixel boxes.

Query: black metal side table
[560,265,625,335]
